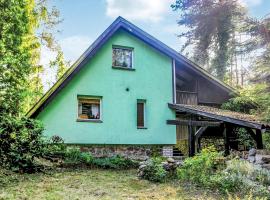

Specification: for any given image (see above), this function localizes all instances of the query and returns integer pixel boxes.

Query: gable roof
[27,16,236,118]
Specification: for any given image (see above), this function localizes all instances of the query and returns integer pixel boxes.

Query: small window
[78,97,101,120]
[137,100,146,128]
[112,46,133,68]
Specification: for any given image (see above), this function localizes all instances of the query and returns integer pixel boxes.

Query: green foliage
[236,128,255,149]
[92,155,138,170]
[50,47,70,81]
[62,147,137,169]
[177,146,225,186]
[0,0,33,116]
[0,115,45,172]
[171,0,246,81]
[218,159,270,197]
[222,84,270,122]
[177,147,270,198]
[262,133,270,151]
[140,157,168,183]
[43,135,67,159]
[221,95,256,114]
[64,147,93,165]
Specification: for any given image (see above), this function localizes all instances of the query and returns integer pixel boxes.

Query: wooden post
[197,137,201,153]
[256,129,263,149]
[188,125,195,157]
[223,124,230,156]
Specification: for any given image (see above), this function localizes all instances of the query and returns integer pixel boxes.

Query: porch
[167,103,270,157]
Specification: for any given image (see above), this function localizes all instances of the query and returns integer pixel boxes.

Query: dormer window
[112,46,133,69]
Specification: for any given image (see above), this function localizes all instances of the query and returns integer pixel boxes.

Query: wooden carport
[167,103,270,157]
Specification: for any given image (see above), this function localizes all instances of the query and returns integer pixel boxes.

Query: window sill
[112,66,135,71]
[76,119,103,123]
[137,126,147,129]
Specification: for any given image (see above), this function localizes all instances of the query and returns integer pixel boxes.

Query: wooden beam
[167,119,221,127]
[197,137,202,153]
[168,103,263,130]
[246,128,263,149]
[256,129,263,149]
[195,127,207,140]
[223,124,230,156]
[188,125,195,157]
[245,128,257,142]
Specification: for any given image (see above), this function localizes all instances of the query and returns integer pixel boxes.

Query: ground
[0,169,224,200]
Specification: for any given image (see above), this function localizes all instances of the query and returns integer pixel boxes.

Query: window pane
[112,47,132,68]
[137,102,144,127]
[78,98,100,120]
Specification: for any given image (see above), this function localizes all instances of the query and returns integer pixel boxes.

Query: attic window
[78,97,101,121]
[112,46,133,69]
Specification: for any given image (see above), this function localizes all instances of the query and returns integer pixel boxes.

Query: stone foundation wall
[162,146,173,157]
[78,145,166,160]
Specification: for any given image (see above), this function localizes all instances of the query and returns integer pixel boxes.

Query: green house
[29,17,265,158]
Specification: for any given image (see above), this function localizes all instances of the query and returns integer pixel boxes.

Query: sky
[41,0,270,88]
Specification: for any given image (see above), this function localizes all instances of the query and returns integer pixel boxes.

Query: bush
[64,147,93,165]
[44,135,67,159]
[139,157,168,183]
[0,115,45,172]
[177,147,270,198]
[263,132,270,151]
[63,148,137,169]
[177,146,225,187]
[92,155,138,169]
[219,159,270,196]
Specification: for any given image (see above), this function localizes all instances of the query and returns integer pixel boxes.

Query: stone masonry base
[77,145,174,160]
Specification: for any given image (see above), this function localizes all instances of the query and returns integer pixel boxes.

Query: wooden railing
[176,90,198,105]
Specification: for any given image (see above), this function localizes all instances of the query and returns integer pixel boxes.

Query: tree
[243,16,270,87]
[24,0,63,113]
[0,0,65,115]
[171,0,246,81]
[0,0,32,116]
[49,46,70,81]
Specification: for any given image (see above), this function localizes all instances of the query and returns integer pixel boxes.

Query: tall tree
[171,0,246,81]
[49,46,70,81]
[244,16,270,87]
[0,0,32,116]
[24,0,62,113]
[0,0,64,116]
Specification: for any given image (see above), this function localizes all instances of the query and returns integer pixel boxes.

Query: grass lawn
[0,168,224,200]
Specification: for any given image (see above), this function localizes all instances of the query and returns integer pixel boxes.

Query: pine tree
[171,0,246,81]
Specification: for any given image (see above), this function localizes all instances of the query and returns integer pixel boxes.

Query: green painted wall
[38,29,176,144]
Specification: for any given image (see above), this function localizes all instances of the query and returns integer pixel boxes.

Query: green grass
[0,168,223,200]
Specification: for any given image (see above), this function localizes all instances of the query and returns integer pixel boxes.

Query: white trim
[172,59,176,104]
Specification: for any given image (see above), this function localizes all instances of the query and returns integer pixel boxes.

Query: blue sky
[41,0,270,87]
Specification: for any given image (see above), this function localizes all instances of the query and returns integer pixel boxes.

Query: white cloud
[106,0,174,22]
[60,35,93,63]
[240,0,263,7]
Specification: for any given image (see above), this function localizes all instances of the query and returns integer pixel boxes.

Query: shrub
[64,147,93,165]
[177,148,270,198]
[44,135,67,159]
[220,159,270,196]
[139,157,168,183]
[263,132,270,151]
[0,115,45,172]
[177,146,225,187]
[92,155,138,169]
